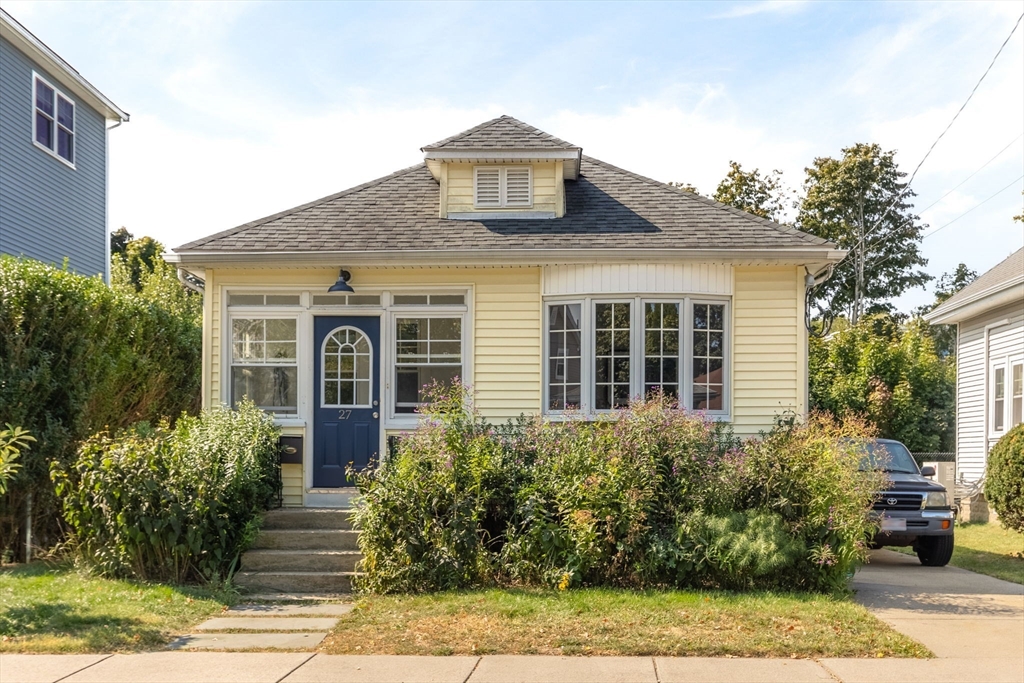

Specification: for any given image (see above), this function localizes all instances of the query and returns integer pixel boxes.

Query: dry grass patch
[321,589,929,658]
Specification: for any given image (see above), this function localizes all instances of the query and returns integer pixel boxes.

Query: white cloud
[710,1,809,20]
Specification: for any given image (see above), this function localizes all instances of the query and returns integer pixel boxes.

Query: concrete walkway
[3,550,1022,683]
[167,602,354,651]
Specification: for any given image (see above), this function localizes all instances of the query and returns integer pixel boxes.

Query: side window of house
[394,317,462,413]
[34,75,74,165]
[692,303,726,411]
[1013,364,1023,428]
[230,318,298,414]
[547,303,582,411]
[993,366,1005,432]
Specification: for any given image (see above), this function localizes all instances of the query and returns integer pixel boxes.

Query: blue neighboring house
[0,9,128,282]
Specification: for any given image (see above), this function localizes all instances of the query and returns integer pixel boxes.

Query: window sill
[33,140,75,169]
[273,418,306,428]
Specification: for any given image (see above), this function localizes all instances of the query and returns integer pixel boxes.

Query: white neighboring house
[926,247,1024,485]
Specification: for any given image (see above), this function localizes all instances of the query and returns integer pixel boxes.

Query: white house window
[547,303,582,411]
[474,166,532,208]
[1012,364,1022,428]
[322,327,372,407]
[394,317,462,413]
[230,318,298,414]
[34,74,74,165]
[692,303,726,411]
[544,296,729,417]
[993,367,1005,432]
[595,302,632,410]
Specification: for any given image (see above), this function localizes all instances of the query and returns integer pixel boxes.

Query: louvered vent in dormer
[473,166,532,209]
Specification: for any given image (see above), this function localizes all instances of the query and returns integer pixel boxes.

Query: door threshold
[306,488,358,494]
[304,489,359,508]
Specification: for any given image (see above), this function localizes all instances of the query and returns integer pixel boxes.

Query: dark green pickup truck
[861,439,955,567]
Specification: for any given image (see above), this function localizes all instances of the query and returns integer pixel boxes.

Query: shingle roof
[421,115,580,151]
[932,246,1024,313]
[174,155,834,256]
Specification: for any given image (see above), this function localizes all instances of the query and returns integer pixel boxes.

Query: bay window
[545,296,729,416]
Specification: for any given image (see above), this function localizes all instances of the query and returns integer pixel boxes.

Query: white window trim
[1011,361,1024,429]
[543,294,731,420]
[473,166,533,209]
[388,308,469,423]
[991,362,1007,436]
[32,71,75,169]
[227,309,302,416]
[319,325,374,409]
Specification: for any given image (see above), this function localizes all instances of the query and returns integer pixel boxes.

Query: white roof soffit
[0,9,128,123]
[925,278,1024,324]
[164,247,848,268]
[423,149,581,179]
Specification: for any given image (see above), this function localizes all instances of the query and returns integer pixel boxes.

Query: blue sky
[8,0,1023,312]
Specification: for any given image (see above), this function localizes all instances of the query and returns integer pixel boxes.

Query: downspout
[177,267,205,294]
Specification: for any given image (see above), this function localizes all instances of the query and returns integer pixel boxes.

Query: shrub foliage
[52,401,279,582]
[354,384,883,594]
[985,424,1024,533]
[0,256,201,559]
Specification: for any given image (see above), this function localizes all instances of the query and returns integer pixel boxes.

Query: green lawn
[895,523,1024,584]
[0,563,235,653]
[321,588,929,658]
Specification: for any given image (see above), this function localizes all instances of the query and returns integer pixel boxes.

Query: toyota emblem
[887,498,898,506]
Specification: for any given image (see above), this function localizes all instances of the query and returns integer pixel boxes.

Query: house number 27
[337,410,352,420]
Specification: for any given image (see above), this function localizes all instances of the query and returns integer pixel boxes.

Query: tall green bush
[0,256,201,559]
[985,424,1024,533]
[52,401,279,582]
[354,385,883,594]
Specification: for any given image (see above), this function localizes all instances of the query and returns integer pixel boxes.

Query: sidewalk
[2,550,1021,683]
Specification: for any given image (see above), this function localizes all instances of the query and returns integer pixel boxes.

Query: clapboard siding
[447,162,557,215]
[956,301,1024,482]
[543,263,733,296]
[0,36,107,278]
[732,266,802,437]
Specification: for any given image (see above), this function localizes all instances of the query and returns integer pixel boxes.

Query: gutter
[926,280,1024,325]
[177,267,205,294]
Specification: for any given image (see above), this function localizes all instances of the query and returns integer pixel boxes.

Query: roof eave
[1,9,129,122]
[165,247,847,268]
[924,277,1024,324]
[422,148,581,179]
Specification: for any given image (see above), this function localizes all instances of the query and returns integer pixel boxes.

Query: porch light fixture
[327,269,354,293]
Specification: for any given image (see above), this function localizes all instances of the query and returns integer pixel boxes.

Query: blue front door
[313,316,381,488]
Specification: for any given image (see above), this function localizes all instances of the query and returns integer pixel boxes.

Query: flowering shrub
[353,383,881,594]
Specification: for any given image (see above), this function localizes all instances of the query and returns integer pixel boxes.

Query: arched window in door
[322,327,372,407]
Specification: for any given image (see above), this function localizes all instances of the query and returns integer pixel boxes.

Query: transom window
[34,74,74,165]
[395,317,462,413]
[474,166,532,208]
[322,327,372,407]
[545,297,729,416]
[231,318,298,414]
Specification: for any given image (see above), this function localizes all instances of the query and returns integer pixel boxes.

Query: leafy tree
[111,235,202,323]
[110,227,133,259]
[112,235,164,292]
[798,143,931,323]
[810,313,955,452]
[913,263,978,358]
[713,161,791,221]
[668,181,701,194]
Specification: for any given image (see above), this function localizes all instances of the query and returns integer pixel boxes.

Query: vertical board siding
[732,267,800,437]
[543,263,733,295]
[0,37,108,277]
[446,162,557,214]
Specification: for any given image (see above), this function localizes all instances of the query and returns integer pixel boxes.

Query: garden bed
[0,563,234,653]
[320,588,929,658]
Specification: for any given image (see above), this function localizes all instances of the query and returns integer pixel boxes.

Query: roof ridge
[930,245,1024,313]
[173,163,427,252]
[420,115,509,151]
[580,155,833,248]
[421,114,579,151]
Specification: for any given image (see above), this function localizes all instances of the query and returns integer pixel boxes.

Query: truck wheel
[916,534,954,567]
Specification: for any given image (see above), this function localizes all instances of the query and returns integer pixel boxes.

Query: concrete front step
[235,571,359,594]
[251,529,360,551]
[262,508,356,531]
[242,549,362,573]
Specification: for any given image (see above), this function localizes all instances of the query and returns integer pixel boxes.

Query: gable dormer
[421,115,581,220]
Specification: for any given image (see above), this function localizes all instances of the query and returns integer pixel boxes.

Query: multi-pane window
[34,75,74,164]
[644,303,680,400]
[692,303,725,411]
[594,302,632,410]
[322,328,372,407]
[231,318,298,413]
[1013,365,1023,428]
[547,303,582,410]
[994,367,1005,432]
[395,317,462,413]
[474,167,532,208]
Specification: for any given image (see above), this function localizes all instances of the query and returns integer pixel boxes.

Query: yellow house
[167,116,844,508]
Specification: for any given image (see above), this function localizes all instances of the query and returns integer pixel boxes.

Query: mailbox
[279,436,303,464]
